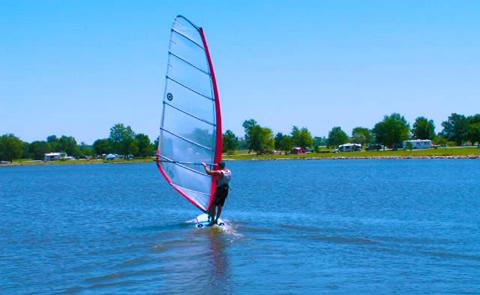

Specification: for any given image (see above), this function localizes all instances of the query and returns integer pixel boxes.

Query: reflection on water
[202,229,232,294]
[150,224,234,294]
[66,223,235,294]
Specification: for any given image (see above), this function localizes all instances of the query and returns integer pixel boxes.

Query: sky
[1,0,479,144]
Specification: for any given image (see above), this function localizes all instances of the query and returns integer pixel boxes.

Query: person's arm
[201,162,222,177]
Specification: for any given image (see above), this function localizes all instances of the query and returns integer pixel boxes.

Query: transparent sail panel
[174,185,211,211]
[163,105,215,145]
[170,31,209,74]
[160,130,213,174]
[163,162,212,210]
[164,79,215,124]
[158,15,218,211]
[168,54,213,99]
[172,17,204,49]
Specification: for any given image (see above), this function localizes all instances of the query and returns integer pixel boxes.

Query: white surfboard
[194,213,224,228]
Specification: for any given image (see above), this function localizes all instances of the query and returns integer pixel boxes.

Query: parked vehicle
[366,144,384,151]
[291,147,307,154]
[402,139,433,149]
[335,143,361,152]
[105,153,118,160]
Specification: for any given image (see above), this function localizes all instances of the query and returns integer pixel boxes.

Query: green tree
[433,134,448,146]
[152,137,159,154]
[313,137,327,147]
[274,132,285,150]
[441,113,468,145]
[22,142,31,159]
[278,135,293,153]
[242,119,258,133]
[237,138,248,150]
[248,125,263,153]
[259,127,275,154]
[327,127,348,148]
[58,135,80,157]
[223,130,239,154]
[248,125,275,154]
[412,117,435,140]
[291,126,313,148]
[128,140,139,158]
[47,135,59,151]
[93,138,112,155]
[79,143,95,157]
[0,134,24,161]
[242,119,258,153]
[134,133,153,157]
[467,114,480,144]
[351,127,373,146]
[373,113,410,147]
[405,141,413,150]
[29,141,51,160]
[109,123,136,155]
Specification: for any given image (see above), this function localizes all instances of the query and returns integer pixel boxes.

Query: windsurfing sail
[157,15,222,212]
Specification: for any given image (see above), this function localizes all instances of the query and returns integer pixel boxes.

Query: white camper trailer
[336,143,362,152]
[403,139,432,149]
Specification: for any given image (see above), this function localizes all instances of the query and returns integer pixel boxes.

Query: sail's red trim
[156,150,207,212]
[199,27,222,212]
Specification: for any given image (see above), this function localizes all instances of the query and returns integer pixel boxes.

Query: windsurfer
[201,161,231,225]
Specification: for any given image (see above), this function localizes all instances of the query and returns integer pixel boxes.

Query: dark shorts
[213,185,229,206]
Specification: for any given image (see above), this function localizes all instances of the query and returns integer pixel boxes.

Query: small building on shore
[403,139,432,149]
[44,152,67,161]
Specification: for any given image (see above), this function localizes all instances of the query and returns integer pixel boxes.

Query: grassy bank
[2,157,155,166]
[224,147,480,160]
[2,147,479,167]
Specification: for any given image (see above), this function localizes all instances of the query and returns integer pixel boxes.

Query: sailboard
[156,15,222,213]
[194,213,224,228]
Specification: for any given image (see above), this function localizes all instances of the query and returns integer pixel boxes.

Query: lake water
[1,160,479,294]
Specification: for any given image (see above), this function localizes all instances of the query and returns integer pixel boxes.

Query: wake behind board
[195,213,224,228]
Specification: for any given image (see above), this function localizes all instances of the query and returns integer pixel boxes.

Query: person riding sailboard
[156,15,228,227]
[202,161,231,225]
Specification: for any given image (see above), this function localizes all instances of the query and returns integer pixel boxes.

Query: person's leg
[208,206,213,222]
[210,205,216,225]
[215,187,228,223]
[215,205,223,223]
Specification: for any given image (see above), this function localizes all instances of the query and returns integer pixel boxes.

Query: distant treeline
[0,124,157,162]
[223,113,480,154]
[1,113,479,161]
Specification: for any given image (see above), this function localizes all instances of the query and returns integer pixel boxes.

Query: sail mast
[199,27,222,211]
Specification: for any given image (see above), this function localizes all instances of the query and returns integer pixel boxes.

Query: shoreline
[225,155,480,161]
[0,158,156,167]
[1,153,479,167]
